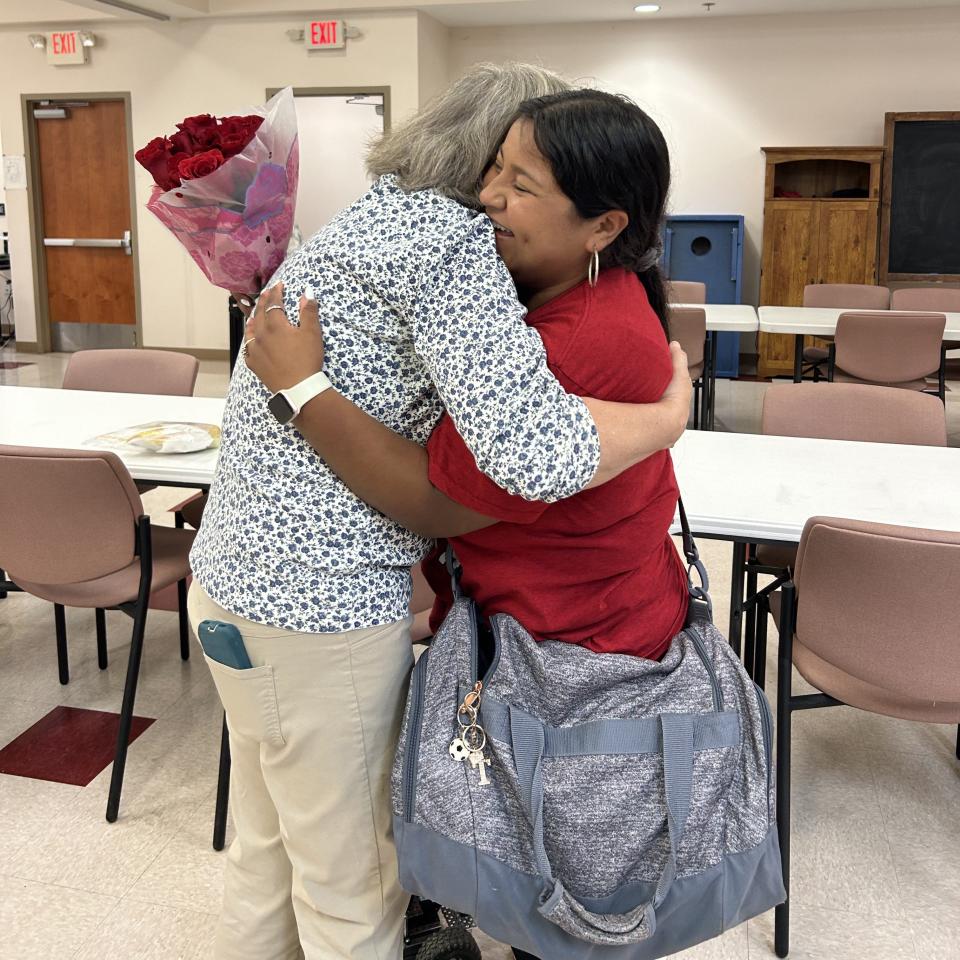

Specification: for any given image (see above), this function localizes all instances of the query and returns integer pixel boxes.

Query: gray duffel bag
[392,505,786,959]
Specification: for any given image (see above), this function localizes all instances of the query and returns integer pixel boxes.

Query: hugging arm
[244,287,691,539]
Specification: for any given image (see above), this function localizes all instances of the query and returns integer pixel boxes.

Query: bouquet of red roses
[136,87,298,292]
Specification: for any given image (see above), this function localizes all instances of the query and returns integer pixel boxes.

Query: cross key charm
[468,750,491,785]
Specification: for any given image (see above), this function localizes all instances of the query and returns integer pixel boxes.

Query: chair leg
[744,557,758,679]
[693,381,701,430]
[95,608,108,670]
[775,583,796,959]
[54,603,69,685]
[213,713,231,851]
[177,579,190,661]
[0,567,7,600]
[106,595,149,823]
[956,725,959,761]
[728,542,747,658]
[755,594,769,691]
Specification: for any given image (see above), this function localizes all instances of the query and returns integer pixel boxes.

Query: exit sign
[306,20,345,50]
[47,31,87,65]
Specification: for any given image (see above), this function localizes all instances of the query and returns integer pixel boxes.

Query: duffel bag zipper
[687,629,723,712]
[403,649,431,823]
[754,682,774,815]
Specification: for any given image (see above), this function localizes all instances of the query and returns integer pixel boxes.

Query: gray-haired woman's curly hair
[366,61,570,207]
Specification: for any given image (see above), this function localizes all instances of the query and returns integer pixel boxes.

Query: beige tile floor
[1,344,959,959]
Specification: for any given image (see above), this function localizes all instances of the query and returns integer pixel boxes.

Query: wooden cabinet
[758,148,883,377]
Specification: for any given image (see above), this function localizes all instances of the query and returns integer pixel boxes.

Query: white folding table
[0,385,224,488]
[758,306,960,382]
[671,428,960,646]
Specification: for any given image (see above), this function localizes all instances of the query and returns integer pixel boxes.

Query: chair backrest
[667,306,706,369]
[63,349,199,396]
[803,283,890,310]
[665,280,706,304]
[761,382,946,446]
[890,286,960,313]
[0,446,143,584]
[793,516,960,715]
[834,311,945,384]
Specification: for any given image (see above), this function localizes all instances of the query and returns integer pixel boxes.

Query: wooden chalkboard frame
[880,110,960,283]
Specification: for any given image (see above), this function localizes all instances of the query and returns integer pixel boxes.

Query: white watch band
[280,371,333,419]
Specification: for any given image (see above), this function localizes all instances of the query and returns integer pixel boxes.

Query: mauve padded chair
[64,347,204,626]
[738,383,946,686]
[770,516,960,957]
[0,445,195,823]
[665,280,706,304]
[62,348,199,396]
[668,306,708,429]
[891,286,960,351]
[829,310,947,399]
[800,283,891,381]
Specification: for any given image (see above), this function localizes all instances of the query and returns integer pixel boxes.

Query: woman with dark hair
[248,88,689,666]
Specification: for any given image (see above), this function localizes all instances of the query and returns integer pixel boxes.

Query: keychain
[449,682,492,786]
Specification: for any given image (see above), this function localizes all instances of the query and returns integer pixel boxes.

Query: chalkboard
[883,113,960,280]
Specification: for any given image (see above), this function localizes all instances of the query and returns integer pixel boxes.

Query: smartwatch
[267,371,333,425]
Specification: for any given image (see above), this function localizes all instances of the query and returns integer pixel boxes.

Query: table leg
[708,333,719,430]
[728,541,746,657]
[793,334,804,383]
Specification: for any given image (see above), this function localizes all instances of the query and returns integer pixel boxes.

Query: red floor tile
[0,706,154,786]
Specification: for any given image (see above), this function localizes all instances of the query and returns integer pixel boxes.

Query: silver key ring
[457,704,477,727]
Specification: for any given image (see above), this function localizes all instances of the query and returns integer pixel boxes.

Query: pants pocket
[204,655,285,746]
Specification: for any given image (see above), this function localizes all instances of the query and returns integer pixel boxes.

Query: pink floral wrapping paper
[144,87,299,291]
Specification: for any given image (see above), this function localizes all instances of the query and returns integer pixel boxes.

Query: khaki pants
[188,583,414,960]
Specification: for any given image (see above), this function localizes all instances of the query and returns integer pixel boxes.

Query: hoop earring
[588,248,600,288]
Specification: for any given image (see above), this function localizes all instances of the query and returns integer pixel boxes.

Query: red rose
[135,136,177,190]
[218,115,264,157]
[177,148,226,181]
[169,128,195,155]
[166,153,184,189]
[177,113,221,150]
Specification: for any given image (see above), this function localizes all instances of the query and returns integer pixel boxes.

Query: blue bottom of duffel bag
[395,817,785,960]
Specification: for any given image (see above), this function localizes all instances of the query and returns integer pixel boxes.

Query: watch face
[268,392,296,425]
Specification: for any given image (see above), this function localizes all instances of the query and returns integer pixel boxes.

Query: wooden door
[817,201,878,285]
[758,201,820,377]
[35,99,136,348]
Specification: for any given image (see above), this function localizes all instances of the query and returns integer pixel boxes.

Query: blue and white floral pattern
[190,176,600,633]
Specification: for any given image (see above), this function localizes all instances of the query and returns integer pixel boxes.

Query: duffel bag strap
[509,707,698,945]
[678,497,713,625]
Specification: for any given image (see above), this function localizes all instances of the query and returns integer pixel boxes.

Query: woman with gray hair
[189,61,691,960]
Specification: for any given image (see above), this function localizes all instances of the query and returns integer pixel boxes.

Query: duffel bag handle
[509,709,697,945]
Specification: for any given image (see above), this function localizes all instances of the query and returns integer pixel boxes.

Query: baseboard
[144,346,229,362]
[7,340,227,362]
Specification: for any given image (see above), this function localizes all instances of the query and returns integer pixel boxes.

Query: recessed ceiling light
[634,3,661,11]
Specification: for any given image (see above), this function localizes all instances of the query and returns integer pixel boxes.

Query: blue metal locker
[662,215,745,378]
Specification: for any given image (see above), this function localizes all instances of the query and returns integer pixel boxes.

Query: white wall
[449,5,960,305]
[0,11,424,351]
[417,12,451,106]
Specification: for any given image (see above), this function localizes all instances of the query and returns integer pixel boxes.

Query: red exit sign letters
[47,31,88,65]
[306,20,346,50]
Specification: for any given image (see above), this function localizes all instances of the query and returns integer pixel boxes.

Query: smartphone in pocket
[198,620,253,669]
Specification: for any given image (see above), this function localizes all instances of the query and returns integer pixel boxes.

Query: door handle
[44,230,132,255]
